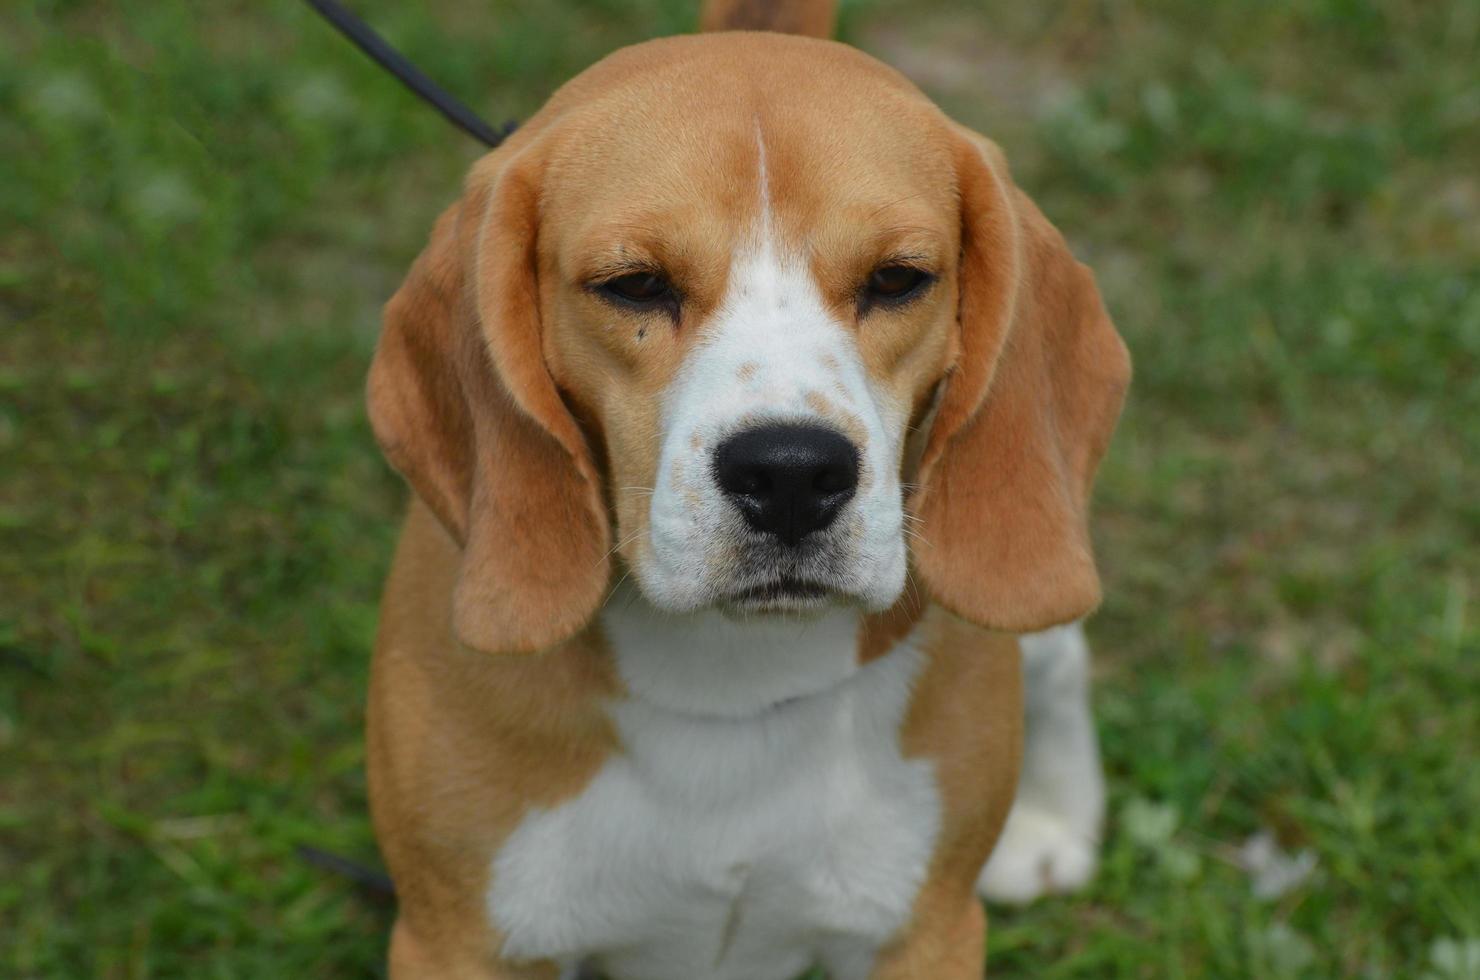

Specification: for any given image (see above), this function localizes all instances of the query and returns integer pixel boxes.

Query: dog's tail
[699,0,837,38]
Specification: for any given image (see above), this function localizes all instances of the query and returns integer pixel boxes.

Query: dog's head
[368,34,1129,654]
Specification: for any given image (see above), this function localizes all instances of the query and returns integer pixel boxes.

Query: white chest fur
[487,593,942,980]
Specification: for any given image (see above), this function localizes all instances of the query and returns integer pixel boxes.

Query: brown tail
[699,0,837,37]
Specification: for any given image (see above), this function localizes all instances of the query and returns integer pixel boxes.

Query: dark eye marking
[591,270,681,321]
[863,264,935,308]
[602,272,670,303]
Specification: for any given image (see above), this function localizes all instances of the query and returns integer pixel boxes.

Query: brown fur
[365,11,1128,978]
[367,164,612,656]
[908,130,1131,633]
[370,502,621,976]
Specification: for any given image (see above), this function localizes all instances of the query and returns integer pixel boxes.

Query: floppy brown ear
[910,130,1130,633]
[366,149,611,654]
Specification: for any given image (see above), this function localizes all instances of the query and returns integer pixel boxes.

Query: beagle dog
[364,1,1129,977]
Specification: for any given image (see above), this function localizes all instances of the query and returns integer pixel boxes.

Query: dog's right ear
[908,128,1130,633]
[367,148,612,655]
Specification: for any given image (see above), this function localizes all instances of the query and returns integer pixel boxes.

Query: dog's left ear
[367,145,612,654]
[910,129,1131,633]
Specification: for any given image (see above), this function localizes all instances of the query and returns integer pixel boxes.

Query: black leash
[297,845,397,904]
[297,0,511,910]
[303,0,515,148]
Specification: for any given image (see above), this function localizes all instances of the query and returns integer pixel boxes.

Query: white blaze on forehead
[661,123,891,441]
[633,125,910,612]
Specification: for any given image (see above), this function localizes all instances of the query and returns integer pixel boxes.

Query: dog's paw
[977,802,1099,905]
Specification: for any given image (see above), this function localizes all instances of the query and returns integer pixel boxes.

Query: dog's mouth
[720,576,842,614]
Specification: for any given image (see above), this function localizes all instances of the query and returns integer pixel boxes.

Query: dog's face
[368,34,1130,653]
[541,90,960,617]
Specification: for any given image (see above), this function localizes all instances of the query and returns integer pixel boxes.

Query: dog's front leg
[978,621,1105,904]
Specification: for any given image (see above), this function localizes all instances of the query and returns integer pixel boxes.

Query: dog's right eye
[598,272,676,308]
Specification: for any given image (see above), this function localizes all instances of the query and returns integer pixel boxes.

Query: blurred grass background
[3,0,1477,976]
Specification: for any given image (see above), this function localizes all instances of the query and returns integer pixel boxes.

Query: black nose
[713,424,860,546]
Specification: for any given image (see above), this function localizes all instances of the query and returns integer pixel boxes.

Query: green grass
[3,0,1476,976]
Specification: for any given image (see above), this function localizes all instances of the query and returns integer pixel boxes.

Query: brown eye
[866,264,932,304]
[599,272,675,306]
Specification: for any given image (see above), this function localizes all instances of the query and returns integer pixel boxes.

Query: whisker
[903,567,923,609]
[595,525,647,568]
[901,528,928,548]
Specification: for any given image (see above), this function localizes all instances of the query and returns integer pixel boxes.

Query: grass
[3,0,1477,976]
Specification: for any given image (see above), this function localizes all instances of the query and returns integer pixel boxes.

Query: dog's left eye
[598,272,675,307]
[865,265,932,303]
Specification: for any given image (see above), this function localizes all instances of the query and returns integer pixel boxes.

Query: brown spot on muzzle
[805,390,870,453]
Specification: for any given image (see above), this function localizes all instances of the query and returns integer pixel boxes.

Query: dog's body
[373,507,1019,978]
[365,4,1128,977]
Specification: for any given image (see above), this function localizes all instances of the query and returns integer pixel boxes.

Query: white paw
[978,803,1099,905]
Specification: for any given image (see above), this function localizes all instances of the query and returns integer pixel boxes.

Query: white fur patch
[634,130,909,615]
[487,594,941,980]
[602,584,865,718]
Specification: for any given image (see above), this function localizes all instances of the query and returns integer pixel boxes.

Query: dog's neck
[598,582,868,719]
